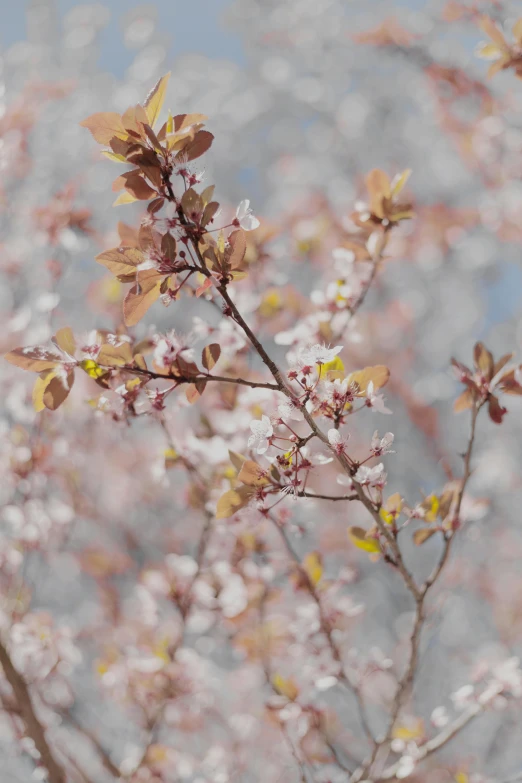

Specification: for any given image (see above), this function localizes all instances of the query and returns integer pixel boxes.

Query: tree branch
[0,639,67,783]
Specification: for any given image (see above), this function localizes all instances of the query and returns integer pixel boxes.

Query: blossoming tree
[2,3,522,783]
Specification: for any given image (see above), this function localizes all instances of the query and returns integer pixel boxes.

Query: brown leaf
[202,343,221,371]
[179,130,214,162]
[493,353,514,377]
[96,247,143,279]
[118,222,139,247]
[453,388,475,413]
[413,527,438,546]
[171,113,207,133]
[97,342,133,367]
[143,73,171,128]
[121,171,157,201]
[202,201,220,227]
[80,112,126,145]
[488,394,507,424]
[5,347,64,373]
[473,342,494,379]
[479,15,508,48]
[366,169,391,218]
[123,275,162,326]
[34,369,74,412]
[185,384,202,404]
[181,188,203,219]
[498,370,522,395]
[52,327,76,357]
[161,232,177,260]
[228,450,248,473]
[216,486,255,519]
[348,365,390,394]
[227,229,247,270]
[121,105,149,136]
[237,460,270,487]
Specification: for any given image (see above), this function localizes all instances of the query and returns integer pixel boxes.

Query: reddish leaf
[488,394,507,424]
[121,172,157,201]
[195,277,213,297]
[228,229,247,269]
[171,113,207,133]
[180,130,214,162]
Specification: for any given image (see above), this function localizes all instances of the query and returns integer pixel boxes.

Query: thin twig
[126,365,280,391]
[269,513,374,750]
[60,709,120,779]
[351,403,482,782]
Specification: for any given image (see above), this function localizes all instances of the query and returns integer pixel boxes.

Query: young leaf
[113,191,139,207]
[347,526,382,553]
[271,674,299,701]
[144,72,171,128]
[302,552,323,587]
[366,169,391,218]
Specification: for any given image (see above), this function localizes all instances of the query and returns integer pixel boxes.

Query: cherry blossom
[235,199,260,231]
[371,430,395,456]
[355,462,387,488]
[247,415,274,454]
[152,330,196,369]
[298,343,343,366]
[327,428,349,455]
[366,380,392,414]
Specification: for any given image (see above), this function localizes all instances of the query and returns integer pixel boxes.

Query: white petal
[240,214,260,231]
[236,199,249,219]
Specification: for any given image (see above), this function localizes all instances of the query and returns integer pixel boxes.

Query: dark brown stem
[124,365,280,391]
[0,639,67,783]
[297,490,358,502]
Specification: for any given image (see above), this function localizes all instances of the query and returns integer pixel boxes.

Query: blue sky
[1,1,245,73]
